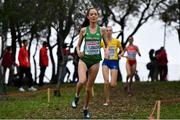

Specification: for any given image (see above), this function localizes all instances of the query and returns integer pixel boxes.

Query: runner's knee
[78,80,86,85]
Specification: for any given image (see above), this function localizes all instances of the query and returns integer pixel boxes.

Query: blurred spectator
[18,40,37,92]
[154,49,161,81]
[61,43,71,83]
[147,49,157,81]
[39,41,48,86]
[1,46,16,93]
[156,47,168,81]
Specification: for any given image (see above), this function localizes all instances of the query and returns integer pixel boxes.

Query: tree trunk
[46,26,56,84]
[56,29,65,89]
[1,20,8,59]
[0,35,5,59]
[56,46,64,87]
[16,24,22,48]
[28,29,35,58]
[33,38,38,84]
[177,28,180,44]
[9,22,17,62]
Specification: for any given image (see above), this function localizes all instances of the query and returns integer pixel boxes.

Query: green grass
[0,81,180,119]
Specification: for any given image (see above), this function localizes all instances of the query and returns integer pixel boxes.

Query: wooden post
[47,88,51,103]
[149,101,157,120]
[157,100,161,120]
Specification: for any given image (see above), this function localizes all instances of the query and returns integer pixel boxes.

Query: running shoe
[83,109,90,119]
[103,103,108,106]
[71,96,79,108]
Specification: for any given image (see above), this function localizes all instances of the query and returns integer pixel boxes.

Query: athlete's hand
[122,55,128,59]
[118,54,121,59]
[77,51,84,58]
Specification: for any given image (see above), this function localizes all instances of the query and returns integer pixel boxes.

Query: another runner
[101,26,123,106]
[122,36,141,94]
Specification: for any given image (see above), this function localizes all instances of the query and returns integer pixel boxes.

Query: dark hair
[149,49,155,54]
[6,46,12,51]
[63,43,68,48]
[81,7,98,28]
[149,49,155,60]
[43,41,48,46]
[160,47,164,50]
[128,36,134,40]
[22,40,27,44]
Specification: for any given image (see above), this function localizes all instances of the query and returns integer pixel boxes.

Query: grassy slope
[0,81,180,119]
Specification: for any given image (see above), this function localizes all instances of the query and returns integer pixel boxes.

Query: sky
[1,19,180,83]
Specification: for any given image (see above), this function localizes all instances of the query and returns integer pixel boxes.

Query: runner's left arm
[136,46,141,57]
[101,27,108,48]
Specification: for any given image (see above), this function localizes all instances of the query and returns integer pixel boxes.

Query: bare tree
[92,0,168,47]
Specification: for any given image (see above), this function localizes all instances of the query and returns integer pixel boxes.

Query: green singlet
[81,25,102,69]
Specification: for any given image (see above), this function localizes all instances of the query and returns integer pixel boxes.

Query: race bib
[85,41,100,55]
[109,46,116,59]
[127,51,136,59]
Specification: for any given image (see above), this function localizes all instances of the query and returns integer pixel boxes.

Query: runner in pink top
[122,36,141,95]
